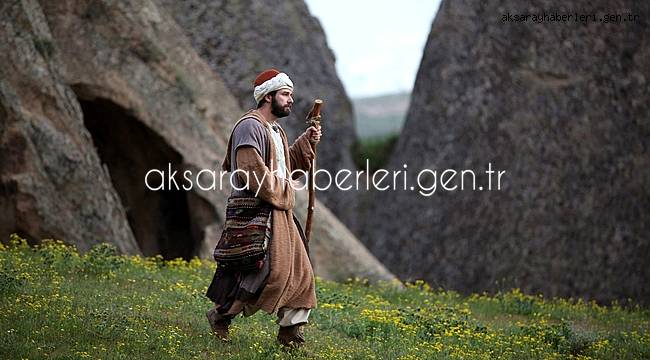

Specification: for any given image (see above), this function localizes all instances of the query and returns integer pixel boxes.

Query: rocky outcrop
[364,0,650,303]
[37,0,241,259]
[0,0,140,254]
[0,0,394,282]
[157,0,360,231]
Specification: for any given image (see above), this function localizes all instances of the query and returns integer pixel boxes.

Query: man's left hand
[305,126,322,143]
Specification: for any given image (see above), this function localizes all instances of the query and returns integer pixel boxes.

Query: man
[205,69,321,348]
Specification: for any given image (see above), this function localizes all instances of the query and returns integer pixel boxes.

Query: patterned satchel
[213,196,272,272]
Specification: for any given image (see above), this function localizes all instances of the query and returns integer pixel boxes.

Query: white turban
[253,72,294,104]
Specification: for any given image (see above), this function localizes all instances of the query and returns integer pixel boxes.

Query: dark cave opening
[76,97,200,260]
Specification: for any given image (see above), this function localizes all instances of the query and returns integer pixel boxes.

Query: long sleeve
[236,146,295,210]
[288,133,315,180]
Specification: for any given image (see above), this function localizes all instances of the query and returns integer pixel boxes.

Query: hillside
[2,236,648,359]
[353,92,410,139]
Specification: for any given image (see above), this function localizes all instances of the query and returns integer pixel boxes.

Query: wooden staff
[305,99,323,244]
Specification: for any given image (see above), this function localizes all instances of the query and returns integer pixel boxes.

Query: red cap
[254,69,281,87]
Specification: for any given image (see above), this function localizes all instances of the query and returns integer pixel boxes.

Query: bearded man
[205,69,322,348]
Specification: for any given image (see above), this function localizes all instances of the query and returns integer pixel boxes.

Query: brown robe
[207,109,317,316]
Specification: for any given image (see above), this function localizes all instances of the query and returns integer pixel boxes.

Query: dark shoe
[206,308,230,341]
[277,324,306,348]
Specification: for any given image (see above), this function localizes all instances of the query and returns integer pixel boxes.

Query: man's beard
[271,95,291,118]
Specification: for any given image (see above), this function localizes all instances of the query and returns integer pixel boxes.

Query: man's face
[270,89,293,118]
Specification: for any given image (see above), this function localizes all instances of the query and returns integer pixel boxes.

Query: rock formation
[364,0,650,303]
[0,0,394,282]
[157,0,360,231]
[0,0,140,255]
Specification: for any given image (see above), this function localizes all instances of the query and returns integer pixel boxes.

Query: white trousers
[276,307,311,326]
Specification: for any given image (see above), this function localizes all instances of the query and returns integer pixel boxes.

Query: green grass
[352,134,399,172]
[1,234,649,359]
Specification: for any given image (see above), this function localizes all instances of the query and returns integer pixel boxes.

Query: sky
[304,0,441,99]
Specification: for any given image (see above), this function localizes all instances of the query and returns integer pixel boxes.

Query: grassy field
[1,234,649,359]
